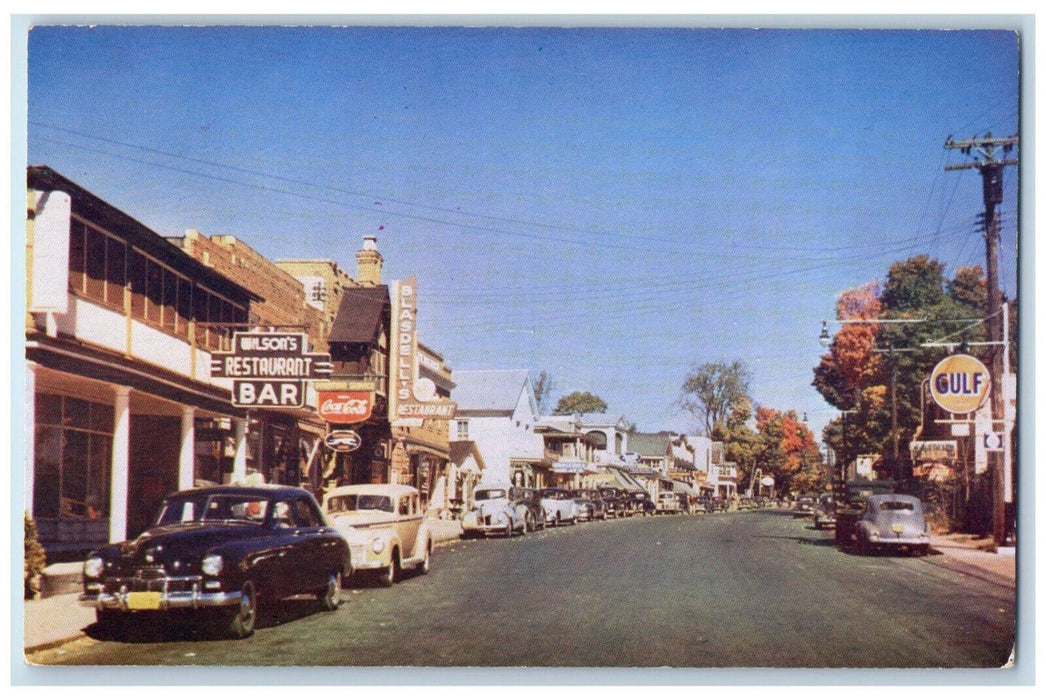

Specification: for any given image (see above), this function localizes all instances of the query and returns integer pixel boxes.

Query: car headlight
[83,556,105,579]
[371,537,385,554]
[201,553,224,576]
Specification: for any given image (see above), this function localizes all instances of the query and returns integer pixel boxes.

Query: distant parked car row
[460,483,742,542]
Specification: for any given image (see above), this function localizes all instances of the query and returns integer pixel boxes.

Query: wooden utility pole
[944,132,1018,546]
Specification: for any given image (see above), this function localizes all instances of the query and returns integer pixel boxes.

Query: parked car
[598,486,628,518]
[459,484,526,538]
[510,486,547,532]
[580,489,609,520]
[569,489,606,521]
[792,495,816,518]
[813,493,837,530]
[854,494,931,556]
[656,492,680,514]
[538,487,579,526]
[323,484,433,586]
[631,491,656,516]
[80,485,350,639]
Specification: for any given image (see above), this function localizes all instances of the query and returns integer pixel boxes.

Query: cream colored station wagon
[322,484,433,586]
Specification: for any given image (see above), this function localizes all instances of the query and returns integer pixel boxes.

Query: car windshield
[475,489,506,501]
[155,493,270,525]
[879,500,915,511]
[539,489,570,499]
[326,494,394,513]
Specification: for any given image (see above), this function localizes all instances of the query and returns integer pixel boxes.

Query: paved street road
[27,510,1015,668]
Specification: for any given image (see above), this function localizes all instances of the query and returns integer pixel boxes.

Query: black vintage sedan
[79,485,351,639]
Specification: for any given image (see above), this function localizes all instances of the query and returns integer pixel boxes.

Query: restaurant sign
[389,278,457,422]
[211,331,332,408]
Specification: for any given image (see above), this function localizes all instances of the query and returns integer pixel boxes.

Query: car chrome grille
[100,566,202,595]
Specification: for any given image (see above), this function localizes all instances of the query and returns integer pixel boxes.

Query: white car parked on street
[538,487,579,526]
[461,484,526,538]
[323,484,433,586]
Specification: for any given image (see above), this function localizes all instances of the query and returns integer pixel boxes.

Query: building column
[110,386,131,543]
[232,417,248,483]
[24,362,37,514]
[179,407,196,491]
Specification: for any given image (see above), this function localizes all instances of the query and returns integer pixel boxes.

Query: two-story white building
[449,370,550,488]
[25,166,263,555]
[578,413,631,466]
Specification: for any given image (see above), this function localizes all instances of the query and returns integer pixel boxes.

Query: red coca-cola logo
[318,391,373,424]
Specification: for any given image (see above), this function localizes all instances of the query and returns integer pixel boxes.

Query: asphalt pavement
[21,517,1015,656]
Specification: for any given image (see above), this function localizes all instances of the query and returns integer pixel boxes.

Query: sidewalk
[927,532,1017,585]
[23,517,465,654]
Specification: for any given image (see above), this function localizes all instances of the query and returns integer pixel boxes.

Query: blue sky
[24,24,1022,441]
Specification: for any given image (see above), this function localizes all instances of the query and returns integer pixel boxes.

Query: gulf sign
[317,391,373,424]
[930,354,991,414]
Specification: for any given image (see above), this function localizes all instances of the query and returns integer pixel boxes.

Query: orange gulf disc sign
[929,354,991,414]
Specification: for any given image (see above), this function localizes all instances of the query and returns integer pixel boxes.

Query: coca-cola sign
[318,391,373,424]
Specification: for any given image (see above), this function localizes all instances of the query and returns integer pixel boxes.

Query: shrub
[24,513,47,599]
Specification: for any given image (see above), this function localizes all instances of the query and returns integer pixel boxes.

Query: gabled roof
[578,413,630,430]
[449,440,485,470]
[628,432,673,458]
[328,285,390,344]
[453,370,532,414]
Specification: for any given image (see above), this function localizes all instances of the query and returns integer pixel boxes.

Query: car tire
[226,580,257,639]
[320,571,341,611]
[379,551,399,587]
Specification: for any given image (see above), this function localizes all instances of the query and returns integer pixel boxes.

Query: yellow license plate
[891,524,906,534]
[126,592,162,610]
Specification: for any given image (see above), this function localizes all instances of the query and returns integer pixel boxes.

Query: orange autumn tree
[754,407,820,494]
[812,283,882,410]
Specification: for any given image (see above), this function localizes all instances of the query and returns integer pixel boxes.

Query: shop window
[146,259,163,323]
[33,394,114,521]
[162,267,178,331]
[128,249,148,318]
[84,226,107,301]
[193,286,209,346]
[105,237,126,308]
[35,393,62,425]
[67,219,86,293]
[176,278,192,337]
[64,397,90,429]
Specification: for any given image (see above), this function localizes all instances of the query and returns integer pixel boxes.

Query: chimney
[355,234,383,286]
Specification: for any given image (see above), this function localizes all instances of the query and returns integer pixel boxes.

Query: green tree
[679,360,752,436]
[532,370,555,414]
[711,397,760,488]
[553,391,608,415]
[813,255,991,477]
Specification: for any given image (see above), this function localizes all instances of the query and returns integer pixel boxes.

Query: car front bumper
[80,580,241,612]
[865,532,930,546]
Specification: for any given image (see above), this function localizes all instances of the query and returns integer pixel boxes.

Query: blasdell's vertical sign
[389,277,456,423]
[211,332,332,408]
